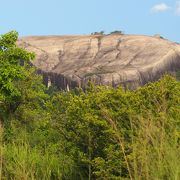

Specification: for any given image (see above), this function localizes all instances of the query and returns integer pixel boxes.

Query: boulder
[18,34,180,90]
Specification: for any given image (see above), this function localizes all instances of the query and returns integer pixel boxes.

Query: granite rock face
[18,34,180,90]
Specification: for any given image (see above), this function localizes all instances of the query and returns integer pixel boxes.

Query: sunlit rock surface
[18,34,180,90]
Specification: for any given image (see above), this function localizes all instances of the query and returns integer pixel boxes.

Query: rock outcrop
[18,34,180,90]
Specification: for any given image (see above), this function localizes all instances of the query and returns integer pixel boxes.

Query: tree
[0,31,35,122]
[110,30,124,35]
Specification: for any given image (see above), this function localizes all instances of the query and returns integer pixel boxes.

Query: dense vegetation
[0,31,179,180]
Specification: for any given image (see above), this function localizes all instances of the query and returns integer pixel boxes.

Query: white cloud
[151,3,171,13]
[175,1,180,15]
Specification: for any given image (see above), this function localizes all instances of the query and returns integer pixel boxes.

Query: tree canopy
[0,31,179,179]
[0,31,35,121]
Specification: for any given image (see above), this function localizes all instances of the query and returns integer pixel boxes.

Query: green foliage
[110,30,124,35]
[0,31,179,179]
[46,76,180,179]
[91,31,105,35]
[176,70,180,80]
[2,140,74,179]
[0,31,35,122]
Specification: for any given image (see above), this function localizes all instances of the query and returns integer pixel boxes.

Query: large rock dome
[18,34,180,90]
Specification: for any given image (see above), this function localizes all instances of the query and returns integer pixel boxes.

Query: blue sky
[0,0,180,42]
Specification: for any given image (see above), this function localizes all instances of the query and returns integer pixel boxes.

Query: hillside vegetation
[0,31,180,179]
